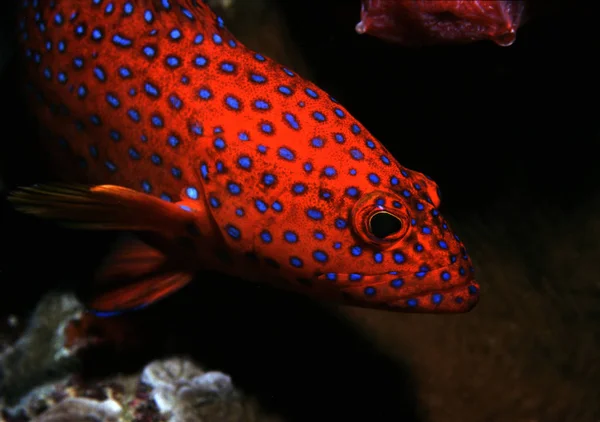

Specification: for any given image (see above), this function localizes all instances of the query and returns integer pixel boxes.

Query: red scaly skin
[16,0,479,313]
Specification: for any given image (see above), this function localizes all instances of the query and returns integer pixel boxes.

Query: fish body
[356,0,527,47]
[12,0,479,314]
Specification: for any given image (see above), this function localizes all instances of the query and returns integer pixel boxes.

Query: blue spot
[364,286,376,296]
[314,231,325,240]
[313,250,328,263]
[346,187,358,197]
[323,166,336,177]
[393,201,401,208]
[194,34,204,44]
[306,208,323,220]
[235,208,244,217]
[212,33,222,44]
[415,271,427,278]
[213,138,225,150]
[75,24,85,36]
[109,129,120,141]
[402,189,411,198]
[380,155,390,165]
[260,122,273,134]
[198,88,211,99]
[54,13,63,25]
[186,187,198,199]
[118,66,131,78]
[289,257,303,268]
[390,176,399,186]
[415,243,424,252]
[189,122,203,135]
[141,180,152,193]
[441,271,451,281]
[220,62,235,72]
[335,218,347,229]
[142,45,156,58]
[228,39,236,48]
[227,182,241,195]
[284,231,298,243]
[209,196,220,208]
[106,93,120,108]
[422,227,432,234]
[311,137,324,148]
[91,28,103,40]
[373,252,383,263]
[171,167,182,178]
[390,278,403,288]
[255,199,268,213]
[365,139,376,149]
[284,113,299,130]
[168,135,180,147]
[393,252,405,264]
[194,55,207,67]
[368,173,380,185]
[305,88,318,98]
[292,183,306,194]
[431,293,443,305]
[169,94,182,110]
[351,246,362,256]
[151,154,162,165]
[351,123,361,134]
[238,156,252,169]
[250,73,266,83]
[468,285,478,295]
[254,53,265,61]
[278,85,292,96]
[90,114,101,125]
[200,163,209,179]
[43,67,51,79]
[257,145,267,153]
[123,2,133,14]
[335,133,345,143]
[278,147,294,161]
[438,240,448,249]
[144,9,153,22]
[303,162,313,173]
[144,82,159,97]
[282,67,294,77]
[73,57,83,68]
[151,115,163,127]
[226,224,241,240]
[93,66,106,81]
[333,242,342,250]
[272,201,282,212]
[225,96,240,110]
[169,28,182,40]
[326,273,337,281]
[105,160,117,172]
[57,71,67,83]
[312,111,325,122]
[349,273,362,281]
[350,148,363,160]
[262,173,276,186]
[128,147,140,160]
[166,55,180,67]
[260,230,272,243]
[407,298,418,307]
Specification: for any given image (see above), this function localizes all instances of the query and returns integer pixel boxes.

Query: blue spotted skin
[16,0,479,313]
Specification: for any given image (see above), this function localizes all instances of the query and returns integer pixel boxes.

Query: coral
[30,397,122,422]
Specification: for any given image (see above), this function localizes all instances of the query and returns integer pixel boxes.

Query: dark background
[1,1,599,421]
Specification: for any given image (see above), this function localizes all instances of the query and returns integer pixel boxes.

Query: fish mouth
[317,264,479,313]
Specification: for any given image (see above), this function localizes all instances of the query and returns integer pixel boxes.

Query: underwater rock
[31,397,122,422]
[0,293,83,404]
[140,358,245,422]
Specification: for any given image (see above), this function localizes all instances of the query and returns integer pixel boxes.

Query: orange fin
[87,235,194,316]
[7,183,200,234]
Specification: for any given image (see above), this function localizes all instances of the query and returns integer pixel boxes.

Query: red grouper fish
[9,0,479,316]
[356,0,527,47]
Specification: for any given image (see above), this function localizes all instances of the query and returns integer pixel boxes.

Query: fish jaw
[317,260,479,313]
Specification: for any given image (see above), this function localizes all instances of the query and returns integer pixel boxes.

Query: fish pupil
[369,211,402,239]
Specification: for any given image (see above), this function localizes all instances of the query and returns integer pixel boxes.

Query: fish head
[251,129,480,314]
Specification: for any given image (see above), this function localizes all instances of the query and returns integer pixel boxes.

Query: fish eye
[368,211,402,239]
